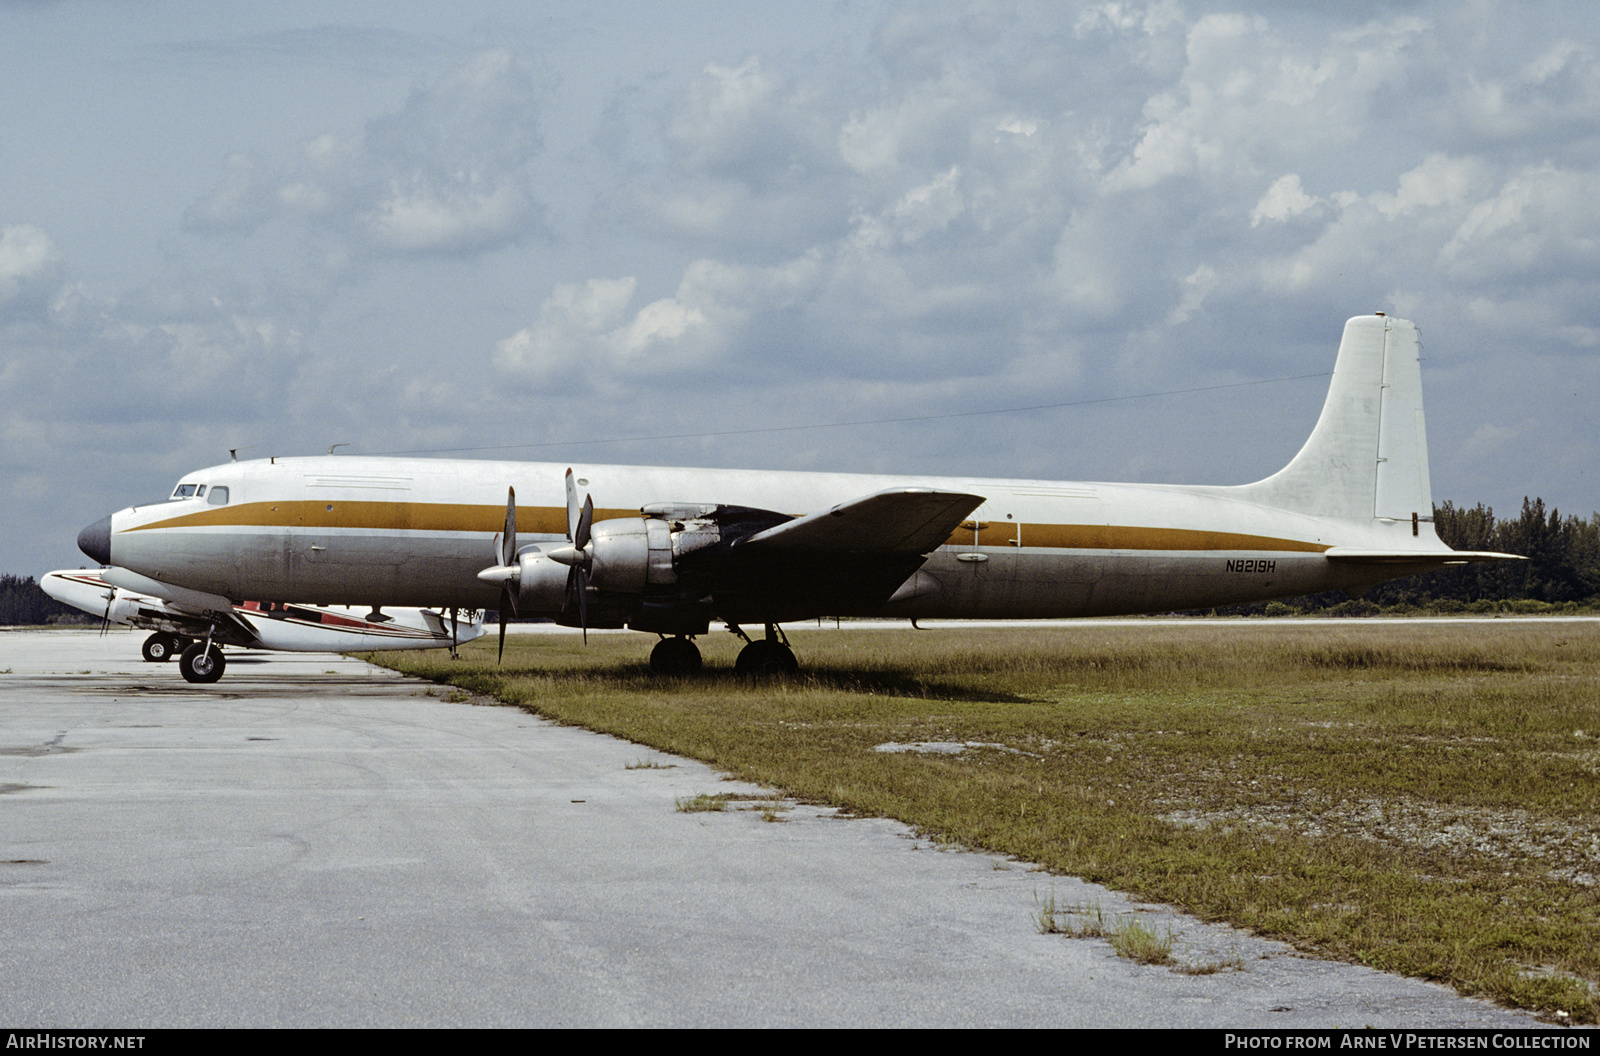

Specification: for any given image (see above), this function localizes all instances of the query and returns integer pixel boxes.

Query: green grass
[1035,890,1184,966]
[1034,888,1065,934]
[369,620,1600,1021]
[675,792,728,813]
[1109,915,1176,965]
[1035,890,1110,939]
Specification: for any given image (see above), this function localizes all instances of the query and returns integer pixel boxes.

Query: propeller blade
[501,486,517,569]
[565,469,580,541]
[99,588,114,637]
[575,495,593,551]
[577,567,588,644]
[562,564,590,644]
[498,585,515,663]
[562,468,594,644]
[494,487,521,664]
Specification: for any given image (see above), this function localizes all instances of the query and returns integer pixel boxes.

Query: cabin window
[207,486,230,506]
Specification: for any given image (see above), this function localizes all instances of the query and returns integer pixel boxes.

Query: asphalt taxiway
[1,629,1548,1028]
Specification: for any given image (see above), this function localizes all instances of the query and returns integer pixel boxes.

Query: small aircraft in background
[75,315,1521,683]
[41,568,484,683]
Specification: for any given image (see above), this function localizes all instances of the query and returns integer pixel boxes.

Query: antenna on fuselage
[328,443,350,455]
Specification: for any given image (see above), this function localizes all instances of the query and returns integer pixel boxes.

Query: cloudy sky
[4,0,1598,577]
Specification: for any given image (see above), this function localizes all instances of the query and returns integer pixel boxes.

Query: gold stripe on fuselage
[1016,524,1328,552]
[121,501,1331,554]
[121,501,630,536]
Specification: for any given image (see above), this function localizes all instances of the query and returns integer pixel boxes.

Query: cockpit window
[207,486,230,506]
[171,483,198,500]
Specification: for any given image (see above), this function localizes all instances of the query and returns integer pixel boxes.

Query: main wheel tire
[141,633,174,663]
[179,642,226,684]
[650,636,703,676]
[735,639,798,679]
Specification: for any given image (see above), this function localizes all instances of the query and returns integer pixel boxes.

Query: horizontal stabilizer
[735,488,984,554]
[1323,548,1524,565]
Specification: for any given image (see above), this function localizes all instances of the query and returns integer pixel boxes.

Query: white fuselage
[96,455,1440,620]
[84,318,1496,631]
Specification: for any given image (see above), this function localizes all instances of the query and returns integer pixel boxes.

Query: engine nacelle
[108,597,148,625]
[531,506,733,614]
[513,547,574,613]
[587,517,676,593]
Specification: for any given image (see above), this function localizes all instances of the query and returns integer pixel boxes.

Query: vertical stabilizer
[1373,319,1432,521]
[1240,315,1433,526]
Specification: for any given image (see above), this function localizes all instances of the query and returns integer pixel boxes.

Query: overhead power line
[369,371,1332,457]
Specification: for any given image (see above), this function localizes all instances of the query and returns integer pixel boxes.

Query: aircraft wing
[97,566,263,643]
[41,570,122,620]
[101,566,237,616]
[43,569,220,634]
[733,488,985,554]
[47,569,481,653]
[44,568,266,652]
[665,488,984,624]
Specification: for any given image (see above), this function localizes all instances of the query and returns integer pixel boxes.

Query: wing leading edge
[734,488,985,554]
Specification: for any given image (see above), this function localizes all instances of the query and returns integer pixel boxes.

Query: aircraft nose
[78,515,112,565]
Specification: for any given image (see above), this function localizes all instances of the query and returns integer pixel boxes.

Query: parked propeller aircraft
[41,568,484,683]
[75,315,1519,682]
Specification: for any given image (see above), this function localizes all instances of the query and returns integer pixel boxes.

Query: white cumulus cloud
[185,49,547,258]
[495,276,719,386]
[1251,174,1320,226]
[0,225,63,313]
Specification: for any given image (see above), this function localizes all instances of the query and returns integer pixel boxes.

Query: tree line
[1395,498,1600,605]
[1214,497,1600,615]
[4,497,1598,624]
[0,574,82,626]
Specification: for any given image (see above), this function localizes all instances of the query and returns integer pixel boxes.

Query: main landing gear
[141,633,190,663]
[139,626,223,682]
[179,641,226,684]
[645,624,800,678]
[732,623,799,679]
[649,636,704,675]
